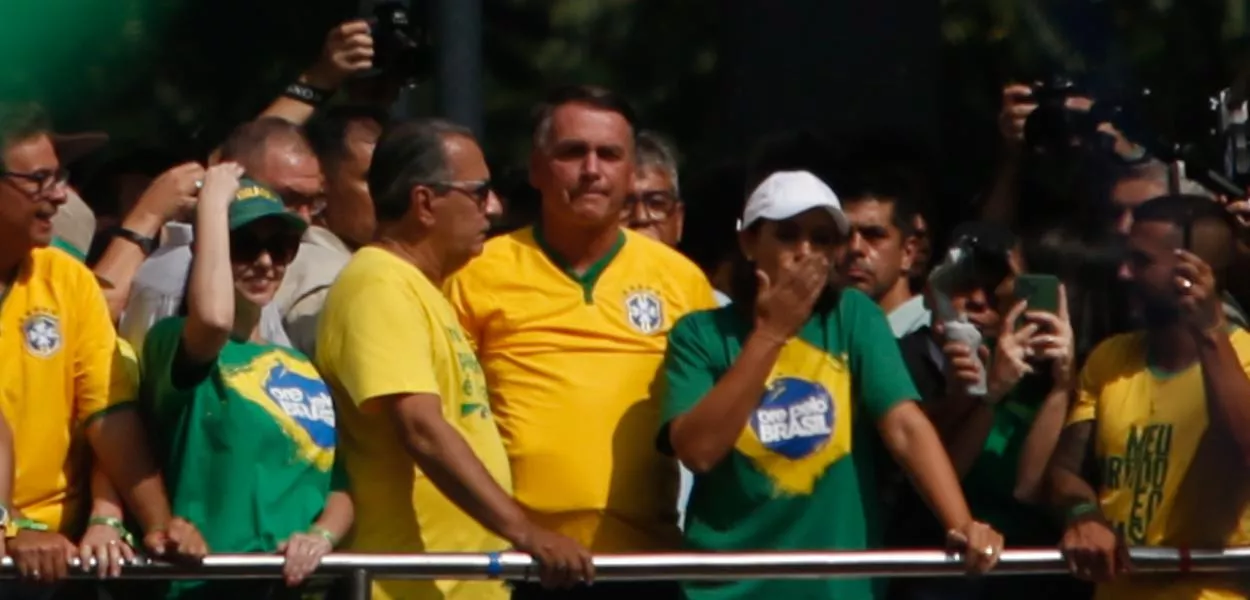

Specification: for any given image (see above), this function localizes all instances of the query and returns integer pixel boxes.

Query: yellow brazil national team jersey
[316,247,511,600]
[445,226,718,552]
[1069,329,1250,600]
[0,248,130,533]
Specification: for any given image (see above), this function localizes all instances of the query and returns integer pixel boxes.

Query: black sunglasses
[230,230,302,265]
[423,180,493,208]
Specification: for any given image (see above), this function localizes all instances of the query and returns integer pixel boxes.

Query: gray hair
[635,130,681,197]
[1119,158,1215,199]
[367,118,475,223]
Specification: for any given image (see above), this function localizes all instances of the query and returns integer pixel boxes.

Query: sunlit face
[427,134,503,270]
[230,218,302,307]
[838,198,915,302]
[324,118,381,249]
[253,142,325,225]
[0,134,67,250]
[623,165,683,246]
[1119,219,1182,324]
[740,208,843,283]
[530,102,634,229]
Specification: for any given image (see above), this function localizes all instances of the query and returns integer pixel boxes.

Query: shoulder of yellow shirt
[1083,326,1250,377]
[458,226,709,285]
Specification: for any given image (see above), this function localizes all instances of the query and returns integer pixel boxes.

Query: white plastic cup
[943,320,987,397]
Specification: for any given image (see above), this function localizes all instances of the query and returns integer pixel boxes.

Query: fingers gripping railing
[1,548,1244,600]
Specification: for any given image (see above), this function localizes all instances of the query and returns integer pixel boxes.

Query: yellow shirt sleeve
[1068,343,1107,425]
[328,279,439,411]
[75,268,122,424]
[107,339,141,408]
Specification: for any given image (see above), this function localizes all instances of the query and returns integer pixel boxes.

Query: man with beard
[835,168,926,337]
[1049,194,1250,600]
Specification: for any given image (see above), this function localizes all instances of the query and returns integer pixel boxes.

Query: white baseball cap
[738,170,850,234]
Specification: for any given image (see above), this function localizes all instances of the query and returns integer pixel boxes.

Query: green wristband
[13,518,48,532]
[1065,502,1102,524]
[309,525,338,546]
[89,516,135,547]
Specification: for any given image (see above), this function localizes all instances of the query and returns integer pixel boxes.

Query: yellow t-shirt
[0,248,128,533]
[316,247,511,600]
[1069,329,1250,600]
[445,226,718,552]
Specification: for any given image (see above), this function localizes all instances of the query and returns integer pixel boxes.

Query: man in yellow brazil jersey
[1047,194,1250,600]
[316,118,592,600]
[446,85,717,600]
[0,102,204,598]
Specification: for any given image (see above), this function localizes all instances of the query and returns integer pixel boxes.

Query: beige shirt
[274,225,353,358]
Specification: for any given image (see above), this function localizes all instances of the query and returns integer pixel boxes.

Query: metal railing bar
[0,548,1245,582]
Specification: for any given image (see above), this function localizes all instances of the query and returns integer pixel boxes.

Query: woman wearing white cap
[658,170,1005,600]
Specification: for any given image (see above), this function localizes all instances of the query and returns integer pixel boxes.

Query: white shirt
[272,225,353,359]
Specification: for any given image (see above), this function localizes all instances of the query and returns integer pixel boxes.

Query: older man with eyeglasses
[622,130,684,248]
[0,101,205,597]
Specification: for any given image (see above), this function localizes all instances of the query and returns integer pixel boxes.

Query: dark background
[3,0,1248,216]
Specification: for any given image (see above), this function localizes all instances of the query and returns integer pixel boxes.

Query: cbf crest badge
[624,287,664,334]
[22,310,62,358]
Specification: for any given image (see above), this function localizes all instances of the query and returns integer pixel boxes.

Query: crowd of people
[3,17,1250,600]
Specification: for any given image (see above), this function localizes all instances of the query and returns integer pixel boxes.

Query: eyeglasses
[420,180,493,209]
[1,167,70,197]
[621,190,679,220]
[274,187,328,218]
[230,231,302,266]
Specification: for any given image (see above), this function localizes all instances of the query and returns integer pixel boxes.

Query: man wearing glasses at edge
[0,102,206,599]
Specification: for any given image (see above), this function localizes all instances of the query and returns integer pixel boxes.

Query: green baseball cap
[228,178,308,234]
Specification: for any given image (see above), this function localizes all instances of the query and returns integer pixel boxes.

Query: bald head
[220,117,323,223]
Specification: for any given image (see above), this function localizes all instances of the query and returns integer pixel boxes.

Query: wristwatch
[113,227,158,256]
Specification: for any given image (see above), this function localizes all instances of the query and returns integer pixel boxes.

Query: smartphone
[1014,274,1061,315]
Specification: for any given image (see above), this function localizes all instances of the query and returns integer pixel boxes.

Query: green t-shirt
[140,317,341,598]
[959,376,1056,544]
[660,289,919,600]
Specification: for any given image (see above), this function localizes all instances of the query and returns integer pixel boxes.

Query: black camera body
[1023,75,1117,157]
[367,1,432,86]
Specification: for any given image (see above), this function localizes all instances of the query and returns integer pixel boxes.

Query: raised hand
[305,21,375,90]
[1174,249,1223,334]
[1023,283,1075,387]
[131,162,206,223]
[753,253,830,341]
[197,162,245,207]
[985,300,1037,403]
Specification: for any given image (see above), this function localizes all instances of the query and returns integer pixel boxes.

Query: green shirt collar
[532,223,626,302]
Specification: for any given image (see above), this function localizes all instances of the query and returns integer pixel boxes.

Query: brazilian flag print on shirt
[139,317,340,598]
[660,289,918,600]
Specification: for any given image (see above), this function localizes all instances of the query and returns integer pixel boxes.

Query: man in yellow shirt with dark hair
[446,85,717,600]
[0,102,204,593]
[1049,194,1250,600]
[317,118,592,600]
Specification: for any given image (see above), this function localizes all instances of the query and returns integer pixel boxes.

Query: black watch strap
[284,82,332,106]
[114,227,157,256]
